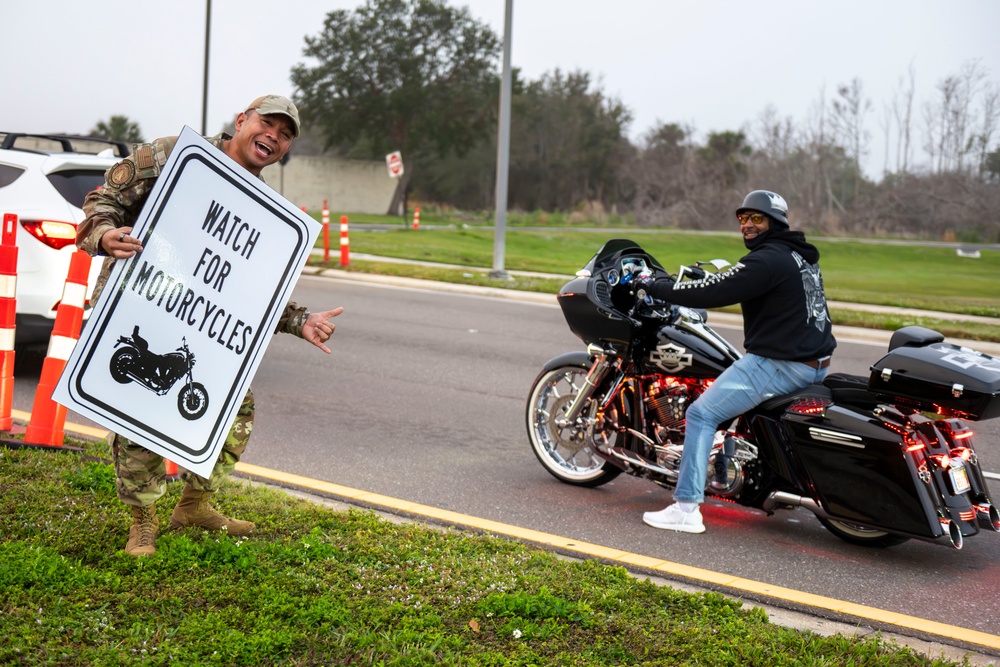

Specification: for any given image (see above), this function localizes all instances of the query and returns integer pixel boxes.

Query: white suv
[0,133,124,350]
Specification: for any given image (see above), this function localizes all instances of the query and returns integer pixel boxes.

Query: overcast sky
[5,0,998,179]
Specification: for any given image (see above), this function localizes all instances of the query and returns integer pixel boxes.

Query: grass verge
[0,436,973,666]
[318,259,1000,344]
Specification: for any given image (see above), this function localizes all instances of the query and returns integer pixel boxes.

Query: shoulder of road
[45,253,1000,665]
[304,252,1000,357]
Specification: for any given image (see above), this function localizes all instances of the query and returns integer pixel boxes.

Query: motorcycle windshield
[587,238,668,275]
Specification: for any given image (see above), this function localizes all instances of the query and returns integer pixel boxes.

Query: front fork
[559,345,616,426]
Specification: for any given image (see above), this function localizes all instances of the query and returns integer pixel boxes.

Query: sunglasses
[737,212,768,226]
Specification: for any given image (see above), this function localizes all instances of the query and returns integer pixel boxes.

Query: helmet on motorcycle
[736,190,789,227]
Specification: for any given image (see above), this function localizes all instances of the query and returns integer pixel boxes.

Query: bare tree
[829,78,872,199]
[889,64,916,175]
[973,81,1000,181]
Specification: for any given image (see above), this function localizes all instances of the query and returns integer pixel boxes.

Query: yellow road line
[48,418,1000,651]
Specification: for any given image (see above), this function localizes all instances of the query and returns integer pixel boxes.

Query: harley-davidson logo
[649,342,693,373]
[940,349,1000,372]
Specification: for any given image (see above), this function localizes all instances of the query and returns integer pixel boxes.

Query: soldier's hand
[101,227,143,258]
[303,307,345,354]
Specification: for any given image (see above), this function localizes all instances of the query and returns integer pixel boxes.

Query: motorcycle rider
[77,95,345,556]
[634,190,836,533]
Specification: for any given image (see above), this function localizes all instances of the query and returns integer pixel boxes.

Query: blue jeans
[673,354,829,504]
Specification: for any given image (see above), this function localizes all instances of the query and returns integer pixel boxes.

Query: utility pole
[201,0,212,135]
[490,0,513,280]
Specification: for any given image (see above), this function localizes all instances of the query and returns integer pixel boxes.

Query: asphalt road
[15,273,1000,638]
[260,275,1000,637]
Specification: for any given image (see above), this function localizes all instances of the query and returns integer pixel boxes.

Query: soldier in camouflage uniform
[77,95,344,556]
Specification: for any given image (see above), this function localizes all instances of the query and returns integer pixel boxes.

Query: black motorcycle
[526,239,1000,549]
[110,326,210,421]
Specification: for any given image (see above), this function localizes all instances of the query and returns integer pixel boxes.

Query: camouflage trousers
[112,389,255,507]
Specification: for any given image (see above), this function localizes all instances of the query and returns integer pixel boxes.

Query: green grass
[0,437,970,666]
[309,226,1000,341]
[316,227,1000,315]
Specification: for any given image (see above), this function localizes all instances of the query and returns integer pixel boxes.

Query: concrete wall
[263,155,398,215]
[6,135,397,216]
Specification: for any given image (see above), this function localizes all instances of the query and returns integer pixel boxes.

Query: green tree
[291,0,501,216]
[89,115,143,144]
[986,148,1000,183]
[506,69,631,211]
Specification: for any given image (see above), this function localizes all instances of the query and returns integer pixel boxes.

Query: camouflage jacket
[78,133,310,337]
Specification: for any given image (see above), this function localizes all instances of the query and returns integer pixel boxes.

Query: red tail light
[787,397,831,415]
[950,447,973,462]
[929,454,951,469]
[20,219,78,250]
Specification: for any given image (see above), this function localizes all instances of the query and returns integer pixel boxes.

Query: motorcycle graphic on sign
[110,326,210,420]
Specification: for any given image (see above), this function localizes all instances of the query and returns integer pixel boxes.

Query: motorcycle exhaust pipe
[940,519,964,550]
[762,491,832,519]
[606,447,677,480]
[976,504,1000,532]
[767,493,967,550]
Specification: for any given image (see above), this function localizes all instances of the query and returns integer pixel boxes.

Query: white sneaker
[642,503,706,534]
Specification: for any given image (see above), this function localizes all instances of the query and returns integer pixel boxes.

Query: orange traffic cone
[340,215,350,266]
[0,214,18,431]
[23,250,91,448]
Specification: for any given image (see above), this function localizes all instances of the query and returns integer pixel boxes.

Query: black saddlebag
[868,327,1000,421]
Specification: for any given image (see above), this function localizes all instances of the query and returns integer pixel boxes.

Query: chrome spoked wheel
[525,365,621,487]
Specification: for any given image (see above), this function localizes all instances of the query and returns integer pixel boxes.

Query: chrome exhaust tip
[939,518,964,549]
[975,504,1000,532]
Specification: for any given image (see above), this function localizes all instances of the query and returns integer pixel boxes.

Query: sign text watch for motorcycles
[53,126,319,479]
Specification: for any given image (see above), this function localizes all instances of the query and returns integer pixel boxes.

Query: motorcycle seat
[822,372,882,410]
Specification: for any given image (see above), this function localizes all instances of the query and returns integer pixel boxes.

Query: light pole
[201,0,212,135]
[490,0,513,280]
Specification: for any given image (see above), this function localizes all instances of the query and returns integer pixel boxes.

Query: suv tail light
[20,219,78,250]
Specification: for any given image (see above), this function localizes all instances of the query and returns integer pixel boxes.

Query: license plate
[948,462,971,495]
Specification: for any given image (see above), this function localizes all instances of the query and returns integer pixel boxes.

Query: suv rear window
[47,170,108,208]
[0,164,25,188]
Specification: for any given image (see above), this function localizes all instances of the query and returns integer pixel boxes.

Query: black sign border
[67,147,308,460]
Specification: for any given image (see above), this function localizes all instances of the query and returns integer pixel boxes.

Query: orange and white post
[412,206,420,231]
[340,215,350,266]
[23,250,92,447]
[0,214,18,430]
[322,199,330,263]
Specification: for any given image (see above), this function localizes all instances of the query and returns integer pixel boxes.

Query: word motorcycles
[126,260,253,355]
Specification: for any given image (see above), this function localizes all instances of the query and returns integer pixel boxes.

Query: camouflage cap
[245,94,300,137]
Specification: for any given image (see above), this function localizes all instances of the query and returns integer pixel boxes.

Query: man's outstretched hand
[302,307,345,354]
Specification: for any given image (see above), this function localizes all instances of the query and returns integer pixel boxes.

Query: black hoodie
[647,230,836,361]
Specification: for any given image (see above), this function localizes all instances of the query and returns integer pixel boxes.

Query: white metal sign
[54,126,318,478]
[385,151,404,178]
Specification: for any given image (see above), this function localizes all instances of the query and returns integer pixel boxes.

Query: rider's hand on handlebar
[632,272,655,294]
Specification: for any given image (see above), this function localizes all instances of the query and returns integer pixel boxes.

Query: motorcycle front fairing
[557,239,670,352]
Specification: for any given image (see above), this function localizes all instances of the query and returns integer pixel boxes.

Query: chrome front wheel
[525,365,621,487]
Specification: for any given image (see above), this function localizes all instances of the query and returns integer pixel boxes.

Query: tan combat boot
[169,486,255,536]
[125,504,158,556]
